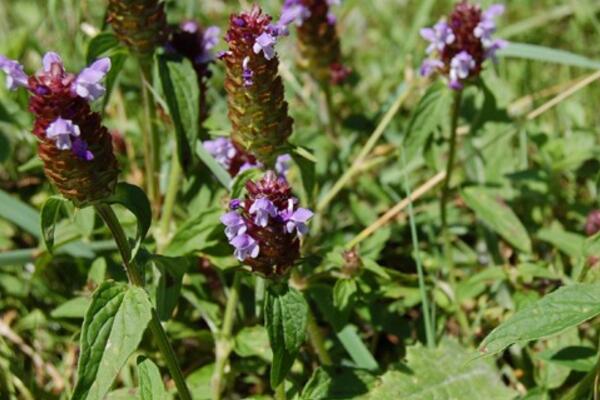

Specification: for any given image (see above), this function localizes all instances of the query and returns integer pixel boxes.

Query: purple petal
[73,57,111,102]
[72,137,94,161]
[46,117,81,151]
[42,52,63,72]
[0,55,28,91]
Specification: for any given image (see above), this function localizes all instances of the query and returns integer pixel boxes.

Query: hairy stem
[212,271,242,400]
[94,203,192,400]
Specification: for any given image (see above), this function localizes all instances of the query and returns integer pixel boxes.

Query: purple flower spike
[221,211,247,240]
[420,22,455,54]
[72,137,95,161]
[253,32,277,60]
[249,197,277,227]
[42,52,63,73]
[0,56,28,91]
[231,234,260,261]
[204,137,237,168]
[195,26,221,64]
[46,117,81,150]
[73,57,111,102]
[449,51,475,90]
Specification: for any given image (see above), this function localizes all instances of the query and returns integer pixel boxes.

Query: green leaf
[158,54,199,172]
[72,281,152,400]
[462,187,532,253]
[0,188,40,237]
[264,283,308,387]
[333,278,357,325]
[300,366,376,400]
[40,196,67,253]
[151,255,191,321]
[537,346,596,372]
[537,225,585,258]
[106,183,152,261]
[291,147,316,203]
[86,33,121,64]
[137,357,169,400]
[50,296,91,319]
[368,340,515,399]
[195,140,232,189]
[498,42,600,70]
[230,167,263,199]
[403,81,452,161]
[234,326,273,362]
[479,283,600,356]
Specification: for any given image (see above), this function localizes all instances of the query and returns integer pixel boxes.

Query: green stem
[323,85,338,139]
[139,58,161,216]
[212,271,242,400]
[158,149,182,252]
[400,146,435,348]
[306,308,332,365]
[275,383,286,400]
[439,90,471,339]
[94,203,192,400]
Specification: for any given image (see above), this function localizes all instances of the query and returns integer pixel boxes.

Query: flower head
[586,210,600,236]
[221,171,313,277]
[221,6,294,166]
[419,1,506,89]
[6,51,119,206]
[0,56,28,90]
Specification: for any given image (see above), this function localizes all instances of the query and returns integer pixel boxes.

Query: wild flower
[203,137,291,178]
[221,6,294,167]
[0,52,118,206]
[220,171,313,277]
[280,0,350,85]
[420,1,506,89]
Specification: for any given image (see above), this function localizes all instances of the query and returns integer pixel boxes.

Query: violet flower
[73,58,112,102]
[0,56,28,91]
[253,32,277,60]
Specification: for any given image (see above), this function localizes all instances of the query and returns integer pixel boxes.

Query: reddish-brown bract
[442,1,485,76]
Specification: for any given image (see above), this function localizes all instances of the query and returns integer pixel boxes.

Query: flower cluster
[168,21,220,129]
[420,1,506,90]
[107,0,167,56]
[220,171,313,277]
[282,0,350,85]
[0,52,119,206]
[203,137,291,178]
[220,6,294,166]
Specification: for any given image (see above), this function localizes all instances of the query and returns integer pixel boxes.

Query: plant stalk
[212,271,242,400]
[94,203,192,400]
[139,58,161,216]
[306,308,332,365]
[275,383,286,400]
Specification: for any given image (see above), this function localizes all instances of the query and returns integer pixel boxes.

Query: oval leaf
[40,196,68,253]
[158,55,199,173]
[479,283,600,357]
[462,187,532,253]
[72,281,152,400]
[138,356,169,400]
[265,283,308,387]
[106,182,152,261]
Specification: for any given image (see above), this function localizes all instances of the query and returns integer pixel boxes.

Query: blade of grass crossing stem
[195,141,232,189]
[316,83,410,212]
[498,42,600,70]
[336,325,378,371]
[400,145,434,348]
